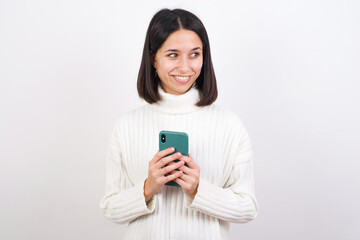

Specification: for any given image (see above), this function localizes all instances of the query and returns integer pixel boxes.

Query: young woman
[100,8,259,240]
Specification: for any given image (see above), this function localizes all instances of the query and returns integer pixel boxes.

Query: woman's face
[153,29,203,95]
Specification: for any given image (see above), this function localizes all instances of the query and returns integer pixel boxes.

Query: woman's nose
[177,57,190,73]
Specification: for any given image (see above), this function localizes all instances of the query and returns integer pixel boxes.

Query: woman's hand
[174,153,200,200]
[144,147,185,201]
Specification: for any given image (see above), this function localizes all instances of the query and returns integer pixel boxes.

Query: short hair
[137,8,218,106]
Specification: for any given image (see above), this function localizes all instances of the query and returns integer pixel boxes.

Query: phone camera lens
[161,134,166,143]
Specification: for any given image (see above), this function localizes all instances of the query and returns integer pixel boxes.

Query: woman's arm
[99,120,156,224]
[184,120,259,223]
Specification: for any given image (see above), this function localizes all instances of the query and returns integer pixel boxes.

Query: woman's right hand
[144,147,184,201]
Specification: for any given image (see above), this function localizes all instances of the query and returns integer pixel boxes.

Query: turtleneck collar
[151,84,202,114]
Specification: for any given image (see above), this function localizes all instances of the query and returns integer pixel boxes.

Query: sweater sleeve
[184,119,259,223]
[99,120,157,224]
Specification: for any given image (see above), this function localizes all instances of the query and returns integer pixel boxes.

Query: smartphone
[159,130,188,187]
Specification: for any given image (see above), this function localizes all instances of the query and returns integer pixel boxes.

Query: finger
[161,160,184,176]
[164,161,180,176]
[162,170,183,184]
[165,169,181,177]
[177,172,192,182]
[164,161,177,176]
[155,152,182,168]
[178,165,192,175]
[153,147,175,163]
[166,161,177,167]
[179,154,198,169]
[174,177,188,189]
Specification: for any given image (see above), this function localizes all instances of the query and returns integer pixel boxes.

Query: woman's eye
[167,52,200,58]
[191,52,200,57]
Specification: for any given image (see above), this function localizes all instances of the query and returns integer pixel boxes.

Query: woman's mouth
[173,75,192,83]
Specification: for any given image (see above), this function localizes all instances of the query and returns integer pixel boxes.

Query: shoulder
[204,104,250,139]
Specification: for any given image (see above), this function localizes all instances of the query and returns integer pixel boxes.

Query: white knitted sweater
[99,85,259,239]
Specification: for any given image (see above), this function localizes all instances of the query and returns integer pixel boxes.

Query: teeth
[175,76,190,80]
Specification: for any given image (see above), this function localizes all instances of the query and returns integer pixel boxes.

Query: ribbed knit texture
[99,85,259,240]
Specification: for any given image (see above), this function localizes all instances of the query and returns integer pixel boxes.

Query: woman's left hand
[174,153,200,200]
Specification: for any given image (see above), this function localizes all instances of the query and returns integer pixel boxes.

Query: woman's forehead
[160,29,203,52]
[164,47,202,53]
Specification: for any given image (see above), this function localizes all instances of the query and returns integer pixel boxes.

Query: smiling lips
[173,75,192,83]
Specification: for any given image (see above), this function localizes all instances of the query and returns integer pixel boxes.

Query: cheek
[192,59,203,72]
[158,60,176,73]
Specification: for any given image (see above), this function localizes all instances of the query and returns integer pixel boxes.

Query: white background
[1,0,359,239]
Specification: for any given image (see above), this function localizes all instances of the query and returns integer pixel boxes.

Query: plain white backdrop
[1,0,359,239]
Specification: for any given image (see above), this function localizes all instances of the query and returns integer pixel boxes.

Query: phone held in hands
[159,130,188,187]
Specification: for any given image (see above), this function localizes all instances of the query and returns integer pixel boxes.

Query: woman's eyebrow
[165,47,202,52]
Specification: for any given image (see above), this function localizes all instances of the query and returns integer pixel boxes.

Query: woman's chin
[161,80,195,95]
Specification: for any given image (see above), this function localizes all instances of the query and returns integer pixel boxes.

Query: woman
[100,8,259,240]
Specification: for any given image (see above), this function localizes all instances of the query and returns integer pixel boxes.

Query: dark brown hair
[137,8,217,106]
